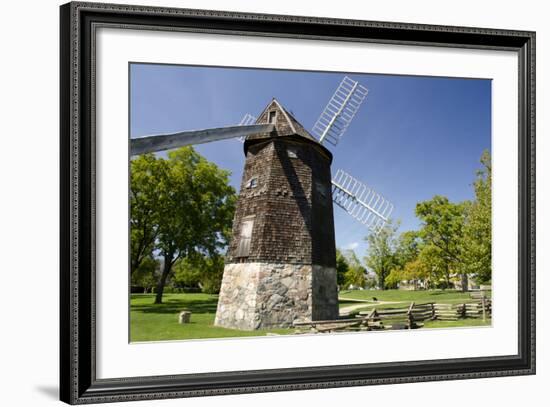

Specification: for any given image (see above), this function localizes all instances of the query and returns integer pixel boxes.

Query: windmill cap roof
[243,98,333,161]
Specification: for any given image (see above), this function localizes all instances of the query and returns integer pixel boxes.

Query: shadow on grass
[130,294,156,301]
[132,298,219,315]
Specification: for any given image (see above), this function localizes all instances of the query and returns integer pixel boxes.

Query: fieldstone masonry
[214,99,339,330]
[215,263,338,330]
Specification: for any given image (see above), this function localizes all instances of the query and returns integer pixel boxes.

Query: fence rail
[293,298,491,334]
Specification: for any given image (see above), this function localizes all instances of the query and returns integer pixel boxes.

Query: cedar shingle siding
[225,99,336,268]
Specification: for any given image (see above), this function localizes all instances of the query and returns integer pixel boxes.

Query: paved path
[337,297,374,303]
[338,297,403,315]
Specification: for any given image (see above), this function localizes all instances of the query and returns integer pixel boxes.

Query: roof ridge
[271,99,297,134]
[253,98,319,144]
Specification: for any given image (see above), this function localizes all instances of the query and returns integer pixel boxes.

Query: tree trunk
[381,268,389,290]
[130,257,139,276]
[461,273,469,292]
[154,255,173,304]
[130,240,146,276]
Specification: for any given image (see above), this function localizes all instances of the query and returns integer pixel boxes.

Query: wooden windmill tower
[131,76,394,330]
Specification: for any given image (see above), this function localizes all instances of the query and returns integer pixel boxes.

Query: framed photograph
[60,1,535,404]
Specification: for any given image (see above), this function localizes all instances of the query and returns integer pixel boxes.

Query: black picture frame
[60,2,536,404]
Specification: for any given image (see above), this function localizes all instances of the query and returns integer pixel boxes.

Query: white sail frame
[331,169,393,233]
[312,76,368,146]
[237,113,257,142]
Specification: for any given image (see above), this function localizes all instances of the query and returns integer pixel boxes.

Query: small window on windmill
[268,110,277,124]
[246,177,258,189]
[287,147,298,158]
[236,217,254,257]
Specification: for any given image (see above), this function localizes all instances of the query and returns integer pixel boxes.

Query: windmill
[131,76,393,330]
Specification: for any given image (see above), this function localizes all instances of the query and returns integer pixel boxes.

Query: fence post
[407,302,415,329]
[481,295,487,322]
[364,309,376,330]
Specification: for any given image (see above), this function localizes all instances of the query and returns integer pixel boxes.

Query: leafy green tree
[130,255,159,293]
[394,230,423,268]
[363,273,378,289]
[152,147,236,303]
[462,150,492,284]
[364,220,399,290]
[335,249,349,289]
[199,254,226,294]
[129,147,237,304]
[384,268,403,289]
[416,244,450,288]
[172,256,202,289]
[385,257,431,290]
[130,154,163,275]
[345,267,366,288]
[382,230,423,289]
[343,250,367,288]
[366,150,491,291]
[173,253,225,294]
[402,257,431,288]
[416,196,467,290]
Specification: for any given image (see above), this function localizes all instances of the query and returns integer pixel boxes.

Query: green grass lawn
[338,289,487,304]
[131,290,491,342]
[130,293,292,342]
[423,318,491,329]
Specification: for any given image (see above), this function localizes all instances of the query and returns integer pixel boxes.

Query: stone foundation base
[214,262,338,330]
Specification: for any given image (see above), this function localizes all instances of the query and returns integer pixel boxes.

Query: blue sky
[130,63,491,259]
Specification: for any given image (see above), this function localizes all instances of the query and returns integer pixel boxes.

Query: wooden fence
[293,298,491,334]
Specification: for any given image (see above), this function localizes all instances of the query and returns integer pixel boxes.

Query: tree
[415,196,467,290]
[402,257,431,288]
[394,230,423,268]
[198,254,226,294]
[417,244,450,288]
[385,256,431,290]
[364,220,399,290]
[129,147,237,304]
[363,273,378,289]
[343,250,367,288]
[153,147,236,303]
[172,256,202,290]
[335,249,349,289]
[173,252,226,294]
[364,151,491,292]
[461,150,492,284]
[130,154,163,275]
[382,230,423,289]
[384,268,403,289]
[130,255,159,293]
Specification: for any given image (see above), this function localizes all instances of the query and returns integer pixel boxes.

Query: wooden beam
[130,124,275,155]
